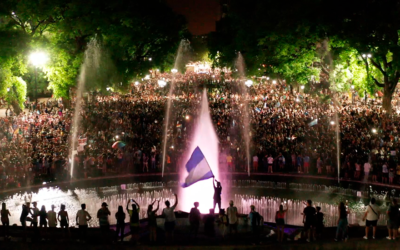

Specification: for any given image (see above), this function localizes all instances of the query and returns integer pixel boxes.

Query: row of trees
[0,0,187,109]
[208,0,400,112]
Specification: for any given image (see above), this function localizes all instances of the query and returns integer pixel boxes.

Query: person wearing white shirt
[76,204,92,242]
[226,200,238,235]
[267,155,274,173]
[253,155,258,172]
[162,193,178,243]
[363,162,371,181]
[362,198,380,239]
[47,205,57,228]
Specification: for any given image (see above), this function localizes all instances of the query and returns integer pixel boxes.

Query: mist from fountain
[69,39,102,178]
[179,90,224,213]
[235,52,252,176]
[162,40,191,176]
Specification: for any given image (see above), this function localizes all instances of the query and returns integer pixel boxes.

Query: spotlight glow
[29,51,48,67]
[245,80,253,87]
[179,90,224,213]
[158,80,167,87]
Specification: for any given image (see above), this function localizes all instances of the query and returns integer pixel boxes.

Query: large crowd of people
[1,70,400,190]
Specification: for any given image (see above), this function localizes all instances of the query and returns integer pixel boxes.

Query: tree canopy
[208,0,400,111]
[0,0,187,102]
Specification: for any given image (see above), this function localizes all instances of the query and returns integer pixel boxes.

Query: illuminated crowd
[1,70,400,190]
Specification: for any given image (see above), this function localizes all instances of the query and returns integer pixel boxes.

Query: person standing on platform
[213,178,222,213]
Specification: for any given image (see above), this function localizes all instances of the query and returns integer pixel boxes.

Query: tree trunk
[11,100,22,115]
[383,84,394,114]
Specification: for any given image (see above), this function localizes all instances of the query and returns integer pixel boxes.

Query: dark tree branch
[371,76,384,88]
[369,58,386,76]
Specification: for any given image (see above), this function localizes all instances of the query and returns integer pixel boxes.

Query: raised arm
[172,193,178,208]
[133,200,140,211]
[153,200,160,213]
[126,199,131,212]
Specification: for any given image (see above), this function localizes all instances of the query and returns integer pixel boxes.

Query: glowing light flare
[134,81,139,86]
[272,80,277,84]
[144,75,150,80]
[245,80,253,87]
[300,86,305,90]
[29,51,48,67]
[372,128,377,134]
[171,68,178,74]
[158,80,167,87]
[330,121,335,125]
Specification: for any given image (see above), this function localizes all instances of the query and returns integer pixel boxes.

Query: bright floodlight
[330,121,335,125]
[296,98,300,102]
[367,54,372,58]
[29,51,48,67]
[272,80,277,84]
[362,54,366,58]
[7,88,10,92]
[351,85,355,89]
[158,80,167,87]
[300,85,305,90]
[185,115,189,120]
[144,75,150,80]
[372,128,377,134]
[171,68,178,74]
[266,77,270,80]
[149,57,152,61]
[245,80,253,87]
[134,81,139,86]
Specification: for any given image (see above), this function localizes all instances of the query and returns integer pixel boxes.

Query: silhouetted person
[115,205,126,242]
[204,209,215,237]
[189,202,201,239]
[147,200,160,243]
[126,199,140,244]
[20,202,30,241]
[97,202,111,242]
[213,177,222,213]
[1,202,11,240]
[162,193,178,243]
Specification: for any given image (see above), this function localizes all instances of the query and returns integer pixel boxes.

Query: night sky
[166,0,220,35]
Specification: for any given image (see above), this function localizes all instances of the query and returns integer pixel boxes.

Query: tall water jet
[69,39,102,178]
[179,90,224,213]
[174,39,192,73]
[319,39,341,184]
[235,52,252,176]
[162,40,191,176]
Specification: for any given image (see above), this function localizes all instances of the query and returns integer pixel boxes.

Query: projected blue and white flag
[181,146,214,188]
